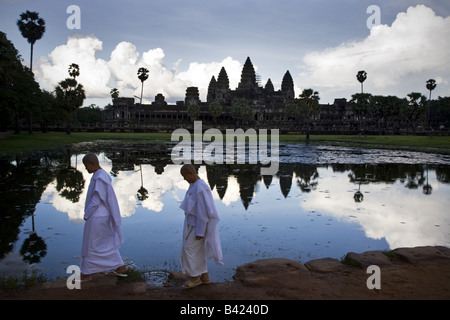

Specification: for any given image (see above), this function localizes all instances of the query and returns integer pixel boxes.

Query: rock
[233,258,309,287]
[344,250,393,268]
[392,246,450,264]
[305,258,346,273]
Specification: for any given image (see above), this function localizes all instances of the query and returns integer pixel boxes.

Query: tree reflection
[353,181,364,202]
[348,165,371,202]
[423,164,432,195]
[294,164,319,193]
[0,153,55,263]
[20,232,47,264]
[56,167,84,202]
[55,149,85,203]
[136,165,148,201]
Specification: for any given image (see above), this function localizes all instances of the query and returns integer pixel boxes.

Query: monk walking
[80,153,127,281]
[179,164,223,289]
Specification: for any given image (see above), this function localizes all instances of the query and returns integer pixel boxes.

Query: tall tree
[137,67,149,126]
[16,11,45,72]
[426,79,436,129]
[16,11,46,133]
[137,67,149,103]
[110,88,119,102]
[298,89,320,140]
[356,70,367,94]
[55,64,86,134]
[0,32,40,133]
[68,63,80,79]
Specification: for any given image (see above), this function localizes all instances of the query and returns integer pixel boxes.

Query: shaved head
[180,163,197,175]
[82,153,101,173]
[180,164,200,184]
[82,153,99,165]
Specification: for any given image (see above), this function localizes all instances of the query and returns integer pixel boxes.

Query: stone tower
[208,67,230,104]
[281,70,295,100]
[237,57,257,92]
[265,78,274,92]
[207,76,217,102]
[185,87,200,106]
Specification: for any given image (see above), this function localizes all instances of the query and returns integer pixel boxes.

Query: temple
[103,56,352,133]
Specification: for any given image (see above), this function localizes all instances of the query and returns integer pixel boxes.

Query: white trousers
[180,226,207,277]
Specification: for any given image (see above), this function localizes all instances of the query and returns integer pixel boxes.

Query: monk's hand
[195,236,204,240]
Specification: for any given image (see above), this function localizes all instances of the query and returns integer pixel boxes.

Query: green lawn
[0,131,172,156]
[1,131,449,157]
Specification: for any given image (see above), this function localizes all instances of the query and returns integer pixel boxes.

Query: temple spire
[281,70,294,99]
[238,57,257,91]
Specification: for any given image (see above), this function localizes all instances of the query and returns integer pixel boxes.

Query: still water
[1,142,449,284]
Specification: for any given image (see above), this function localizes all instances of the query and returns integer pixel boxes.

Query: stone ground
[1,246,449,301]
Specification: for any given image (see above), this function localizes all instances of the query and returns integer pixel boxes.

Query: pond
[1,141,449,284]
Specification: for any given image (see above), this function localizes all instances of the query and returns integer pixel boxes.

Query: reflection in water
[0,143,449,282]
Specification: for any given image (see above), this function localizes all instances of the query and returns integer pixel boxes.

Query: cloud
[299,5,450,102]
[36,34,111,99]
[177,57,243,102]
[36,35,243,104]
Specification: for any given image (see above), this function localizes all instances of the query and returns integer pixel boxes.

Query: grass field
[1,131,450,157]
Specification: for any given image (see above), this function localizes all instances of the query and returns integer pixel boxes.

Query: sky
[1,0,450,107]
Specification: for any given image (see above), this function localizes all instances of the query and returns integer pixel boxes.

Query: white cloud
[36,34,111,99]
[299,5,450,102]
[177,56,243,102]
[36,35,244,104]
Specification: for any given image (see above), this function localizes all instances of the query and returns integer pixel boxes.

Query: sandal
[105,270,128,277]
[200,273,211,284]
[183,277,202,289]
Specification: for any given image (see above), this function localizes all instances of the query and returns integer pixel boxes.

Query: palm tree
[298,89,320,140]
[68,63,80,79]
[357,70,367,94]
[55,64,86,134]
[110,88,119,102]
[137,67,149,127]
[17,11,46,133]
[426,79,436,129]
[137,67,149,103]
[17,11,45,72]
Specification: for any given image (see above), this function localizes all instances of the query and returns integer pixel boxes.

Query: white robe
[81,168,124,274]
[179,179,223,276]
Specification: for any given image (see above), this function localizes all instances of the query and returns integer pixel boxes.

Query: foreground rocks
[1,246,449,300]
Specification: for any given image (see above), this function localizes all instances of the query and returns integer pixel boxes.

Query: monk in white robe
[80,153,127,281]
[179,164,223,289]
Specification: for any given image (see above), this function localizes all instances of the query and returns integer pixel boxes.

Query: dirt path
[1,246,449,301]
